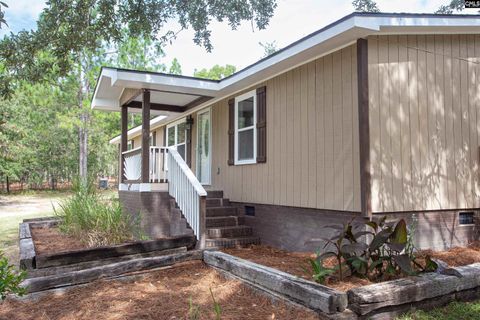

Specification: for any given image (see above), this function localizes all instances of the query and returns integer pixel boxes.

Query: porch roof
[95,12,480,143]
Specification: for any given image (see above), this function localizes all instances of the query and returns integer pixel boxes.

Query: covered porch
[92,67,220,247]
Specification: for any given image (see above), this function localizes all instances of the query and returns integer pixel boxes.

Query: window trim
[234,90,257,165]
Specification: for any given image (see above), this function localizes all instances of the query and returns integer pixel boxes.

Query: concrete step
[206,216,245,228]
[206,206,239,217]
[206,198,230,207]
[206,190,224,198]
[207,226,253,239]
[205,236,260,249]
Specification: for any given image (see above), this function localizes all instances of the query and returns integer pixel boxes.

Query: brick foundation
[119,190,190,239]
[229,202,479,252]
[230,202,360,252]
[377,210,479,251]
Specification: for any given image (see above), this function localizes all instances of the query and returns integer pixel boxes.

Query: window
[127,140,134,150]
[166,120,187,161]
[234,90,256,164]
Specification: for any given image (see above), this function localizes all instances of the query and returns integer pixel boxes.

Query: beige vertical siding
[368,35,480,212]
[202,44,361,212]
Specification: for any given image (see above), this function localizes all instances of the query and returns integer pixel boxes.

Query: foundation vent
[459,211,474,225]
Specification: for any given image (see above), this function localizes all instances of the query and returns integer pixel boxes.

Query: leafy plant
[0,252,27,300]
[210,288,222,320]
[54,177,145,246]
[320,218,369,280]
[306,255,335,284]
[316,216,437,282]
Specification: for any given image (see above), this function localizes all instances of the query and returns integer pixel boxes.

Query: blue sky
[0,0,468,75]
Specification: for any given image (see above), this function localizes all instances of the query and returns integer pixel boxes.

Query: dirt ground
[31,226,89,255]
[0,261,319,320]
[223,243,480,292]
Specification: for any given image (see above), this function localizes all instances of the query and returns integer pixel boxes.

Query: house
[92,12,480,251]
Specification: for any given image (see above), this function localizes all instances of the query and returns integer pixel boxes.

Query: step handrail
[166,147,207,247]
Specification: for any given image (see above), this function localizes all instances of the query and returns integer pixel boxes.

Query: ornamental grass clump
[54,178,144,247]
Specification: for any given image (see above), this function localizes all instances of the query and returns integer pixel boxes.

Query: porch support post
[120,106,128,183]
[357,38,372,218]
[141,89,151,183]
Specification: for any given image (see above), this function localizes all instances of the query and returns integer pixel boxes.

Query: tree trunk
[6,176,9,194]
[78,56,89,182]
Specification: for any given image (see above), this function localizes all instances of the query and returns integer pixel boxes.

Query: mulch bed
[30,226,89,255]
[0,261,318,320]
[223,243,480,292]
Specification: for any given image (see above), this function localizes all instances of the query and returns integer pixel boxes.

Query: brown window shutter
[228,98,235,165]
[256,86,267,163]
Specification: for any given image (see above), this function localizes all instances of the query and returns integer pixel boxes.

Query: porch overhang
[92,68,217,115]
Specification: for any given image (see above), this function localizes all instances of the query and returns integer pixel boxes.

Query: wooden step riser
[206,190,224,198]
[206,198,230,207]
[207,227,253,239]
[206,216,245,228]
[206,207,239,217]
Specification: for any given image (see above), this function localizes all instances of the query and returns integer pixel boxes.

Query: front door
[196,108,211,185]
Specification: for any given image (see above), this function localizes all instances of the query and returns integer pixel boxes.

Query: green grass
[397,300,480,320]
[0,209,52,266]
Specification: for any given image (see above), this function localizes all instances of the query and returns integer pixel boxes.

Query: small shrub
[54,177,145,247]
[0,252,27,300]
[306,255,335,284]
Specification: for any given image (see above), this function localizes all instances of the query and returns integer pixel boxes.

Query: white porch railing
[122,147,142,181]
[150,146,168,182]
[167,148,207,244]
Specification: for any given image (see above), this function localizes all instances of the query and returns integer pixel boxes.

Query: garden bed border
[19,218,196,270]
[205,251,480,319]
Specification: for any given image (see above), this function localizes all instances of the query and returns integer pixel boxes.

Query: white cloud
[0,0,46,35]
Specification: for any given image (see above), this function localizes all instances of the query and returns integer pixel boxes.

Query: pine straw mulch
[223,245,372,291]
[30,226,89,255]
[223,243,480,292]
[419,241,480,267]
[0,261,319,320]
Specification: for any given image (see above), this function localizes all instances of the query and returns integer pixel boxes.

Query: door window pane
[237,97,254,129]
[238,129,254,160]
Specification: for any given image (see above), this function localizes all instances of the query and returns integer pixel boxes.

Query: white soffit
[132,90,201,106]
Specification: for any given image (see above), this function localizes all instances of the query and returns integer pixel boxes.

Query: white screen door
[196,109,211,185]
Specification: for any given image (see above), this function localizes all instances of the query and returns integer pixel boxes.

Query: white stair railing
[122,147,142,182]
[150,146,168,182]
[167,148,207,246]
